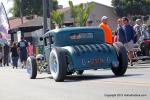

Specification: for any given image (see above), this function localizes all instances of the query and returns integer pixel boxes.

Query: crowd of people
[98,16,150,66]
[87,15,150,66]
[0,34,33,69]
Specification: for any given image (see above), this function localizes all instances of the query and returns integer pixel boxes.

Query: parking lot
[0,61,150,100]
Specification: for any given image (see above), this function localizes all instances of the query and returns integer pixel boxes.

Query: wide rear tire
[26,56,37,79]
[112,42,128,76]
[49,48,67,82]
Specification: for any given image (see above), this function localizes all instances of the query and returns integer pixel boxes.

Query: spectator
[113,31,118,43]
[122,17,135,66]
[86,18,93,26]
[148,25,150,34]
[0,44,3,67]
[0,33,4,67]
[116,18,126,44]
[17,36,28,68]
[11,42,19,68]
[138,24,150,43]
[3,43,10,66]
[99,16,113,44]
[27,42,33,56]
[133,19,142,42]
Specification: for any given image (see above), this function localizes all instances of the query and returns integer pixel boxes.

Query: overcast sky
[58,0,112,7]
[1,0,112,17]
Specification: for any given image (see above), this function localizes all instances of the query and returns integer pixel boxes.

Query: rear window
[70,32,94,40]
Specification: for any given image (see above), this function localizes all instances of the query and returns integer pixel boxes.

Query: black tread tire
[112,42,128,76]
[49,48,67,82]
[27,56,37,79]
[76,70,84,75]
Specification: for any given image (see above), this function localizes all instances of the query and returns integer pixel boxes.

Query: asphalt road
[0,61,150,100]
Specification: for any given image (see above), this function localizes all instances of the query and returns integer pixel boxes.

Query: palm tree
[68,1,79,26]
[77,2,94,26]
[69,1,94,26]
[50,10,64,28]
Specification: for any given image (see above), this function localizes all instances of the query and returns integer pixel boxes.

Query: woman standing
[27,42,33,56]
[3,43,10,66]
[10,42,19,68]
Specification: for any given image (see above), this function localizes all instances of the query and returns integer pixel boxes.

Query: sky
[0,0,112,17]
[0,0,13,17]
[58,0,112,7]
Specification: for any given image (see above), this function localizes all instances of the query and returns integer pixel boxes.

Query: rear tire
[26,56,37,79]
[49,48,67,82]
[112,42,128,76]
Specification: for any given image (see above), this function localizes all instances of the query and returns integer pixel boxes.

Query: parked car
[26,27,128,82]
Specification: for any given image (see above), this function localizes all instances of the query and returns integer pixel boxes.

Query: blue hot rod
[26,27,128,82]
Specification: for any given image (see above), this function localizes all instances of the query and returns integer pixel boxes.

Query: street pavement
[0,60,150,100]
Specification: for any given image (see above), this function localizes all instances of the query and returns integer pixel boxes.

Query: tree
[50,10,64,28]
[10,0,58,17]
[68,1,79,26]
[69,1,94,26]
[77,2,94,26]
[111,0,150,17]
[52,0,59,11]
[9,0,42,17]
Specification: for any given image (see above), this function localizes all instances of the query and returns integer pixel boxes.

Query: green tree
[68,1,79,26]
[50,10,64,28]
[111,0,150,17]
[52,0,59,11]
[77,2,94,26]
[69,1,94,26]
[10,0,58,17]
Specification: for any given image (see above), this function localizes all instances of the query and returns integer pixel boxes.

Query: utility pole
[43,0,48,34]
[48,0,53,30]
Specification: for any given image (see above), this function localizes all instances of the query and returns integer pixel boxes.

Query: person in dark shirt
[3,43,10,66]
[11,42,19,68]
[17,36,28,68]
[0,44,3,67]
[117,18,126,44]
[122,17,135,66]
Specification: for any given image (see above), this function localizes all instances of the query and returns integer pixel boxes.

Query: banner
[0,2,10,41]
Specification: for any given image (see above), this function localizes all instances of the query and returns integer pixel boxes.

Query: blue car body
[44,27,118,71]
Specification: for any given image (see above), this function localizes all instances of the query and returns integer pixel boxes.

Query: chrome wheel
[27,57,32,76]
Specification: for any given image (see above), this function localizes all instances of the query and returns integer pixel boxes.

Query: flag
[0,2,10,40]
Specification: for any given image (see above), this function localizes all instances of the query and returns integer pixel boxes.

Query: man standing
[99,16,113,44]
[133,19,142,43]
[17,36,28,68]
[122,17,135,66]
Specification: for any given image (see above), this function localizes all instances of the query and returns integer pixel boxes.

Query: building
[58,2,118,30]
[9,17,46,54]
